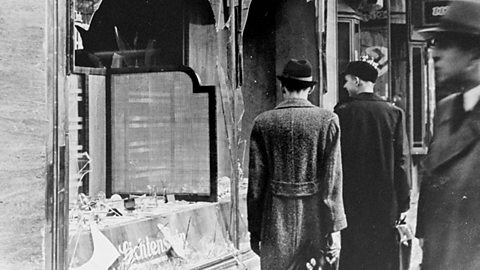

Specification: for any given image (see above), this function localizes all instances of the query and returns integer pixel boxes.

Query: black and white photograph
[2,0,480,269]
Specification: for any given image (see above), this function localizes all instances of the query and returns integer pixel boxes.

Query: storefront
[45,0,339,269]
[45,0,442,268]
[46,0,252,268]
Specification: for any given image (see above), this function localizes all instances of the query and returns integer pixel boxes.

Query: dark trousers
[339,226,399,270]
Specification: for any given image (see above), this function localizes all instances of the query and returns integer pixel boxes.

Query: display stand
[68,193,257,269]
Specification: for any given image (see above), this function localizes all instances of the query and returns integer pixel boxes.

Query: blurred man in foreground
[416,1,480,269]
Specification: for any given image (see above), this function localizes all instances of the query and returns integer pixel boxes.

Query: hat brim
[417,26,451,39]
[417,26,445,33]
[417,24,480,39]
[277,75,317,87]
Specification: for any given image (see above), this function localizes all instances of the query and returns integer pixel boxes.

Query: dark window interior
[74,0,185,68]
[412,47,424,145]
[338,21,351,101]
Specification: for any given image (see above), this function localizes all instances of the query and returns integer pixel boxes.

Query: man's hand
[323,231,341,264]
[250,239,261,256]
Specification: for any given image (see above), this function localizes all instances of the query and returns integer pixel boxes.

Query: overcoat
[247,98,347,270]
[416,92,480,270]
[334,93,411,270]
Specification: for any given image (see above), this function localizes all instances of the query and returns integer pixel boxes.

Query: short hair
[281,80,312,92]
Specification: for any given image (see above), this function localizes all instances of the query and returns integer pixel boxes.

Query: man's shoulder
[313,106,337,117]
[335,98,406,123]
[437,92,459,110]
[387,102,406,115]
[258,105,336,116]
[252,110,272,124]
[375,102,406,120]
[335,97,392,111]
[297,106,338,124]
[254,107,337,128]
[434,92,460,120]
[334,97,355,112]
[252,109,281,125]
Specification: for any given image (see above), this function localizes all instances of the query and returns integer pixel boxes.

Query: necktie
[450,93,468,133]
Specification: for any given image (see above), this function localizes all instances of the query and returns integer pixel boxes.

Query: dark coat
[334,93,411,270]
[416,93,480,270]
[248,98,347,270]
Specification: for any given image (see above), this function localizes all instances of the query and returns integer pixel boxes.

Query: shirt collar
[463,84,480,111]
[275,98,314,109]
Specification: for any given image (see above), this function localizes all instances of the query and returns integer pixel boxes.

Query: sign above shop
[424,1,451,25]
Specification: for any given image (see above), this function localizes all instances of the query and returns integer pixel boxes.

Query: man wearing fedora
[247,59,347,269]
[334,60,411,270]
[416,1,480,269]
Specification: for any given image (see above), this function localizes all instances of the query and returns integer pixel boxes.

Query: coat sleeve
[416,105,441,238]
[415,179,428,238]
[394,108,411,213]
[247,121,268,241]
[320,116,347,233]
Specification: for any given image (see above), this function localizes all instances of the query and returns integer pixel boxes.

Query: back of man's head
[343,61,378,83]
[277,59,317,92]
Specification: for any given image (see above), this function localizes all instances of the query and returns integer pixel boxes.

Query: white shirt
[463,84,480,111]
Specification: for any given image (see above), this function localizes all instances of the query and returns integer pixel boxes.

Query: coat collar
[274,98,315,109]
[350,92,387,102]
[423,96,480,173]
[436,93,480,124]
[334,93,387,110]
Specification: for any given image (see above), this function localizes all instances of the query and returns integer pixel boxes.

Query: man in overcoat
[416,1,480,269]
[248,59,347,270]
[334,61,411,270]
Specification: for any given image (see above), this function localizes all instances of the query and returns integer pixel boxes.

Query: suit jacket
[248,98,347,270]
[416,92,480,270]
[334,93,411,229]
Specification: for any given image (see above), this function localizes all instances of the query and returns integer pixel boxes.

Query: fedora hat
[277,59,317,88]
[419,0,480,37]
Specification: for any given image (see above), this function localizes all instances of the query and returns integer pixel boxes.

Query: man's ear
[308,86,315,95]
